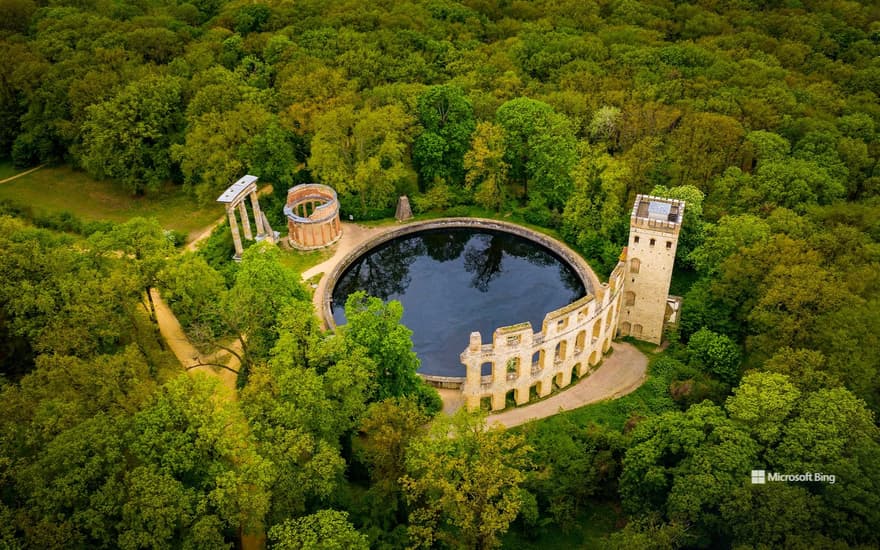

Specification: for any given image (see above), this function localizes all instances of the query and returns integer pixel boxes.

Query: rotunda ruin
[284,183,342,249]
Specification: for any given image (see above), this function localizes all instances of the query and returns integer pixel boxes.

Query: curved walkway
[150,288,240,393]
[485,341,647,428]
[302,222,388,325]
[297,219,649,426]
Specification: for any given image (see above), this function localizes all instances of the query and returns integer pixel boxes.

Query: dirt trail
[165,213,649,430]
[0,164,45,184]
[150,288,239,393]
[483,342,648,428]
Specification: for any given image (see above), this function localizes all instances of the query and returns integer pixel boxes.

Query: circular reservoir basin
[330,227,588,376]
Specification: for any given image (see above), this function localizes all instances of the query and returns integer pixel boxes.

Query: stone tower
[618,195,685,344]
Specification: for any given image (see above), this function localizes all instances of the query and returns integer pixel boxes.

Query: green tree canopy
[413,84,476,188]
[80,75,184,195]
[402,410,532,549]
[496,97,577,208]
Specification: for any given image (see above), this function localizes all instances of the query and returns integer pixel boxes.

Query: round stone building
[284,183,342,250]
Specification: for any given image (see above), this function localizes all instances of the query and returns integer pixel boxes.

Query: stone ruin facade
[285,183,342,250]
[457,261,626,411]
[319,198,683,413]
[216,175,276,261]
[452,195,684,410]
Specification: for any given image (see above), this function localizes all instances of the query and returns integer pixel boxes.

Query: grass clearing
[278,247,332,275]
[0,165,219,240]
[517,345,675,432]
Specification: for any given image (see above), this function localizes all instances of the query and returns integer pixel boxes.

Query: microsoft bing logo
[749,469,836,484]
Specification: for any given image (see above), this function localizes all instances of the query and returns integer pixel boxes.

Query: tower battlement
[630,195,685,233]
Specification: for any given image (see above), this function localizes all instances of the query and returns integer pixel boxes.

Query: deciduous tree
[402,410,531,549]
[80,75,184,195]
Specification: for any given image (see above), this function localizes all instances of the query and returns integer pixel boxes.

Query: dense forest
[1,0,879,548]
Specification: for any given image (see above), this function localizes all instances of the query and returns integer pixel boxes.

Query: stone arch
[554,371,565,389]
[514,386,527,405]
[506,357,520,380]
[620,321,631,335]
[624,291,635,306]
[603,337,611,352]
[592,319,601,341]
[531,350,544,371]
[605,308,614,329]
[589,349,600,366]
[554,340,567,363]
[632,324,643,338]
[480,361,493,376]
[576,362,587,377]
[630,257,640,273]
[530,382,542,400]
[575,330,586,353]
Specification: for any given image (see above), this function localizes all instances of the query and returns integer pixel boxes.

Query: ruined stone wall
[459,258,626,411]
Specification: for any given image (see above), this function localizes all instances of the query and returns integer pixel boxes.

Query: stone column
[463,332,483,410]
[515,382,530,405]
[238,201,253,240]
[559,367,572,388]
[577,362,589,377]
[538,376,552,397]
[491,390,506,412]
[249,191,265,235]
[227,207,243,259]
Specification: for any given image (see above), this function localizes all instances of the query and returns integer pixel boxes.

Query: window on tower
[666,241,672,249]
[634,236,640,244]
[650,238,656,246]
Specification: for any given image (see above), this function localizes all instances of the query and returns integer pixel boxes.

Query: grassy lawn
[278,247,332,276]
[0,164,220,240]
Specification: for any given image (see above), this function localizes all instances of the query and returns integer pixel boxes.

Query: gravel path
[484,341,648,428]
[150,288,240,393]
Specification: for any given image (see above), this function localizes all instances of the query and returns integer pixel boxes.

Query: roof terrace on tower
[631,194,685,231]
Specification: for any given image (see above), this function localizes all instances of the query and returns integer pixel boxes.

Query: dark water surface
[331,228,587,376]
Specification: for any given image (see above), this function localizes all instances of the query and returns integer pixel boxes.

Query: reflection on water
[332,228,587,376]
